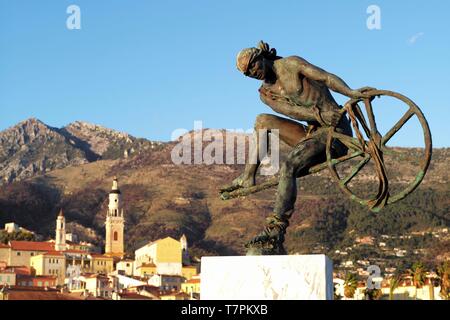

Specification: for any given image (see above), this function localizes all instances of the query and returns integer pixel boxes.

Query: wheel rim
[326,90,432,212]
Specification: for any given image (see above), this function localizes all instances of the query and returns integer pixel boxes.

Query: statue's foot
[219,174,255,194]
[245,214,289,255]
[245,237,287,255]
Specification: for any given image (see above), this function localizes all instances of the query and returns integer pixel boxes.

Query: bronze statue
[219,41,376,255]
[220,41,432,256]
[221,41,432,255]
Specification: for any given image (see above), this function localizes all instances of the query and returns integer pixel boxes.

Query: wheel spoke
[364,98,382,145]
[314,150,363,173]
[353,103,372,139]
[382,108,415,145]
[332,132,366,152]
[341,156,371,186]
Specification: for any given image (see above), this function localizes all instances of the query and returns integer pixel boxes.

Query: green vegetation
[437,261,450,300]
[389,275,402,300]
[0,230,35,244]
[343,273,358,298]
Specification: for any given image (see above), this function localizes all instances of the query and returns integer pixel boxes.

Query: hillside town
[0,178,200,300]
[0,177,448,300]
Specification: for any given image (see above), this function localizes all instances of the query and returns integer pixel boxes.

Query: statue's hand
[352,86,377,99]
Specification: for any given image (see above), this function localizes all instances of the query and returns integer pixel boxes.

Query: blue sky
[0,0,449,147]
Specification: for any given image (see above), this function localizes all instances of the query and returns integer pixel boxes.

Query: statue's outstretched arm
[285,56,363,99]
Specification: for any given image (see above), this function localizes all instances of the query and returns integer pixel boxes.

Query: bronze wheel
[326,90,432,212]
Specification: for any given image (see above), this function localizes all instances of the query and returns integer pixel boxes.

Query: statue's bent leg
[222,114,307,192]
[246,135,326,255]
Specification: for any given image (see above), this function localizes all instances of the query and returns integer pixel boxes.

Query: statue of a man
[226,41,374,255]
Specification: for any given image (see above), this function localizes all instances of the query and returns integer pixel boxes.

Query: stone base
[201,255,333,300]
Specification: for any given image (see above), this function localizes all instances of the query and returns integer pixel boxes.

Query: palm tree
[409,262,426,300]
[389,275,402,300]
[364,287,383,300]
[437,261,450,300]
[343,273,358,299]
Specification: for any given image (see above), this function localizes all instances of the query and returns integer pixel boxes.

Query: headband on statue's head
[236,41,278,74]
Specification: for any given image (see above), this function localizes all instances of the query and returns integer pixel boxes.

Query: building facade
[134,237,182,276]
[0,244,9,263]
[30,252,66,286]
[8,241,55,267]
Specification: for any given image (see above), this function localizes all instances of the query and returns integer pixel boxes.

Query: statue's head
[236,41,279,80]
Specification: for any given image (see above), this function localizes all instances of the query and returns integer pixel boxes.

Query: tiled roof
[0,243,10,249]
[185,278,200,284]
[175,292,190,297]
[4,266,32,275]
[119,292,153,300]
[1,287,82,300]
[9,241,54,252]
[42,251,65,257]
[160,291,190,297]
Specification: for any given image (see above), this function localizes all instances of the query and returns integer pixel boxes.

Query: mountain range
[0,118,448,269]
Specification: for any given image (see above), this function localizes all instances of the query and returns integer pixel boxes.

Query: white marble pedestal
[200,255,333,300]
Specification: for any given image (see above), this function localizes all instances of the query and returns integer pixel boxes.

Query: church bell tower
[55,209,66,251]
[105,177,124,258]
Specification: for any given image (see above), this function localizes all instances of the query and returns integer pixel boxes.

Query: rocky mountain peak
[0,119,162,184]
[0,118,58,146]
[66,121,131,140]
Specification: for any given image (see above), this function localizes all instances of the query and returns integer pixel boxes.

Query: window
[114,231,118,241]
[31,252,34,256]
[45,281,49,286]
[37,281,43,287]
[17,252,21,256]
